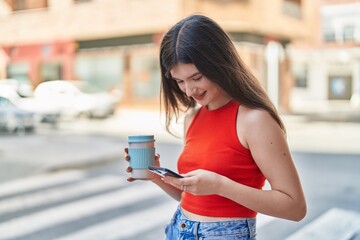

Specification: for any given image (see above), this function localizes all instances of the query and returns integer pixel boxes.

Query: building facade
[0,0,314,110]
[289,0,360,114]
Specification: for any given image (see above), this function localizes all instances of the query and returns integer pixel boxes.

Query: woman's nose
[185,84,197,97]
[185,84,195,97]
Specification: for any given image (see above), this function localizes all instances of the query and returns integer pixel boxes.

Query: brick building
[0,0,314,110]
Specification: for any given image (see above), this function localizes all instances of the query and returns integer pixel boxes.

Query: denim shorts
[165,206,257,240]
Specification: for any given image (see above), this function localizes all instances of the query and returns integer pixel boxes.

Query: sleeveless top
[178,100,266,218]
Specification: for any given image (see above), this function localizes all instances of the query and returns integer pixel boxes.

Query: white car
[34,80,119,119]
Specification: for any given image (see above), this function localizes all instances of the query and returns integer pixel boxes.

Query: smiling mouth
[193,91,206,101]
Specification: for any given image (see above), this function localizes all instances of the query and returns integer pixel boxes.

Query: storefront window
[6,62,30,84]
[40,62,62,82]
[75,55,123,92]
[131,54,160,99]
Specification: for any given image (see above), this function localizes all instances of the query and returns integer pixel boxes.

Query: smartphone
[148,166,184,178]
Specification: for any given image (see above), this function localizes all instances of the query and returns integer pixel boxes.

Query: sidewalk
[59,108,360,154]
[2,108,359,176]
[283,114,360,154]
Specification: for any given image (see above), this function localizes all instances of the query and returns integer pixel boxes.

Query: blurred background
[0,0,359,239]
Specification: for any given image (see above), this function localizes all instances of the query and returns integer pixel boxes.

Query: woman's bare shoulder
[237,105,273,126]
[237,106,281,148]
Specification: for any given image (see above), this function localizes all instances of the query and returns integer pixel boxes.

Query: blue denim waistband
[169,206,257,239]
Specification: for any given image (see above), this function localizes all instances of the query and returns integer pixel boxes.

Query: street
[0,114,360,239]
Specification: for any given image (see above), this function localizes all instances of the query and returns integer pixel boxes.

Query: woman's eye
[193,75,202,81]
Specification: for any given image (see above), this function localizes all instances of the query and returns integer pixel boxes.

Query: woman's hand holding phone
[148,166,183,178]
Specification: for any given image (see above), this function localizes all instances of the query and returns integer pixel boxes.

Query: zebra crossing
[1,169,360,240]
[0,169,277,240]
[0,170,177,240]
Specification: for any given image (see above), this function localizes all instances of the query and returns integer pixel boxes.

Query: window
[6,0,48,11]
[6,62,30,84]
[343,25,355,41]
[40,63,62,82]
[328,75,352,100]
[132,54,160,99]
[75,55,123,92]
[283,0,302,19]
[74,0,91,3]
[323,28,336,42]
[293,63,307,88]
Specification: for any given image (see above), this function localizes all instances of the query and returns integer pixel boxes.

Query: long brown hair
[160,14,285,134]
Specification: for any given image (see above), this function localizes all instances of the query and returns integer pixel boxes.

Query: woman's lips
[193,91,206,101]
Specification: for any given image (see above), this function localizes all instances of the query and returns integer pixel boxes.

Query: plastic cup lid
[128,135,155,143]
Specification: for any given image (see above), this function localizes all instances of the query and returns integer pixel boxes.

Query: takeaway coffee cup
[128,135,155,179]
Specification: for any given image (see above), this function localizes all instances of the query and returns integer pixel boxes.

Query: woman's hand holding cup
[124,147,160,182]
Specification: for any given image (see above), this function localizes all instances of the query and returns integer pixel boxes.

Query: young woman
[125,14,306,240]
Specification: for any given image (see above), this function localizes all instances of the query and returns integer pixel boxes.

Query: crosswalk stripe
[0,181,163,239]
[0,175,126,216]
[285,208,360,240]
[257,213,275,228]
[0,170,86,198]
[55,201,178,240]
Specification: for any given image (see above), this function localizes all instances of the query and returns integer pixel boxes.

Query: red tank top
[178,100,265,218]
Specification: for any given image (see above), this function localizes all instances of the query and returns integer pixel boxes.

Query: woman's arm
[220,108,307,221]
[151,174,183,201]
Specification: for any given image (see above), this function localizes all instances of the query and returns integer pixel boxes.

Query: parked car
[17,98,61,125]
[34,80,119,119]
[0,85,60,125]
[0,96,35,133]
[0,79,34,97]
